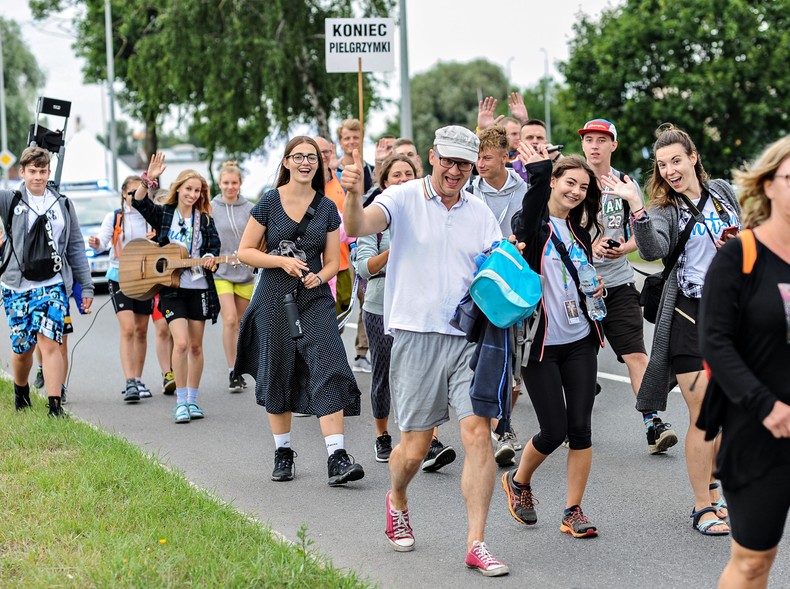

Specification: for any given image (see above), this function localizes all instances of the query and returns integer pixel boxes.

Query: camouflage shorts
[1,283,68,354]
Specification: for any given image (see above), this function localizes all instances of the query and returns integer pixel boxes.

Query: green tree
[559,0,790,180]
[385,59,510,169]
[29,0,393,166]
[0,18,45,158]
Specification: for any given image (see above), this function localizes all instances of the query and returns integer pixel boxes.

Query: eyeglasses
[127,190,136,197]
[320,149,334,158]
[774,173,790,187]
[433,150,473,172]
[286,153,319,165]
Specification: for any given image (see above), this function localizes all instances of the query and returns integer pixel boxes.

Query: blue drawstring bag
[469,240,542,328]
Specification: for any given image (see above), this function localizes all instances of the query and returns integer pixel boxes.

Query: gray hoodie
[468,169,528,238]
[210,195,255,284]
[0,187,94,298]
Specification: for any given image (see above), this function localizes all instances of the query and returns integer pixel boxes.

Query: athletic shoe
[238,374,248,389]
[229,371,244,393]
[174,403,191,424]
[162,372,176,395]
[501,469,538,525]
[33,368,45,389]
[124,379,140,403]
[647,417,678,455]
[502,428,522,451]
[493,433,516,467]
[465,541,509,577]
[421,438,456,472]
[60,387,68,405]
[187,402,205,420]
[272,447,296,482]
[351,355,372,373]
[327,449,365,486]
[137,382,152,399]
[47,396,65,418]
[375,433,393,463]
[385,490,414,552]
[14,384,31,411]
[560,505,598,538]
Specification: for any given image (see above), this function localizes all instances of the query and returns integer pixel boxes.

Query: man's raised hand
[508,92,528,123]
[477,96,504,130]
[340,148,365,196]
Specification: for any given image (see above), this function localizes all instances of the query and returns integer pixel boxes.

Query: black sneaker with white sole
[272,447,296,481]
[375,433,393,463]
[229,371,244,393]
[123,379,140,403]
[327,449,365,486]
[647,417,678,454]
[422,438,456,472]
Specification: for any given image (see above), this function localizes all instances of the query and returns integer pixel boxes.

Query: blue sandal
[690,506,730,536]
[710,482,728,520]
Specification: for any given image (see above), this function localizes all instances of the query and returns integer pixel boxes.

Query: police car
[61,180,119,286]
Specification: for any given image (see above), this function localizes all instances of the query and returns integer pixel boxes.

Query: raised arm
[340,149,388,237]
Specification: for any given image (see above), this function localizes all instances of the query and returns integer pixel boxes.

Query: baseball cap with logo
[578,119,617,141]
[433,125,480,162]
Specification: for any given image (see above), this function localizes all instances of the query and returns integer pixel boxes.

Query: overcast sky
[8,0,615,136]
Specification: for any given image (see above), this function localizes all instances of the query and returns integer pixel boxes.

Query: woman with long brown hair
[132,153,221,424]
[602,124,740,535]
[235,136,364,486]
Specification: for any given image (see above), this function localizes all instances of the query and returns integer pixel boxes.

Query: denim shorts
[2,283,68,353]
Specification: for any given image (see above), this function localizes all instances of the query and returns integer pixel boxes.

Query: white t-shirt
[167,211,208,290]
[12,189,66,292]
[373,176,503,335]
[679,196,737,293]
[543,217,591,345]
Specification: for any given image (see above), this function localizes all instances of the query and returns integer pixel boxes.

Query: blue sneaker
[187,402,205,420]
[174,403,191,423]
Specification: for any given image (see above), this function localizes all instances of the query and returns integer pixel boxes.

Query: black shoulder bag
[639,190,710,324]
[0,190,23,277]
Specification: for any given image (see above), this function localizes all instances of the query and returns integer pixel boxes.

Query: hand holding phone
[721,226,739,241]
[605,239,621,249]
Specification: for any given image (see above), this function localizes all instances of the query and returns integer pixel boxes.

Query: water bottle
[283,292,303,339]
[578,259,607,321]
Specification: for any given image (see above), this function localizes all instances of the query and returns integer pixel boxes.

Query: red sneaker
[465,541,509,577]
[385,490,414,552]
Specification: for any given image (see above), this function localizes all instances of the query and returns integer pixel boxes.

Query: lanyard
[550,219,575,293]
[479,187,515,227]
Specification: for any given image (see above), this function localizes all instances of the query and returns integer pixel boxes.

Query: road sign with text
[325,18,395,73]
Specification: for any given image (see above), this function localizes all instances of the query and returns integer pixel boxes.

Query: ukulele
[119,238,241,300]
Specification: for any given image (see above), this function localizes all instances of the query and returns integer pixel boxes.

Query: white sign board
[325,18,395,73]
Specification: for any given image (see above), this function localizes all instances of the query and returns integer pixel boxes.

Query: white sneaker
[352,355,372,373]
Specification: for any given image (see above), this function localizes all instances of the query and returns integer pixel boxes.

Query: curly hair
[477,126,509,154]
[733,135,790,229]
[645,123,709,208]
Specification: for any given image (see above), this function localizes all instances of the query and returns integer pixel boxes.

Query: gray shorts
[389,330,475,431]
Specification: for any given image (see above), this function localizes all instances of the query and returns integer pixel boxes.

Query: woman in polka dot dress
[235,136,364,486]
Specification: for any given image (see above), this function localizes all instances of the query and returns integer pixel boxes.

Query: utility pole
[0,25,10,189]
[104,0,119,189]
[540,48,552,142]
[398,0,412,139]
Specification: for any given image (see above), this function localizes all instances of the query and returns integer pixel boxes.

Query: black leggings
[522,335,598,454]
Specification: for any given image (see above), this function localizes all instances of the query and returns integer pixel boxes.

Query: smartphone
[605,239,621,249]
[721,226,739,240]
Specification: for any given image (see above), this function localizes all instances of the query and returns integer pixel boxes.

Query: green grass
[0,380,372,588]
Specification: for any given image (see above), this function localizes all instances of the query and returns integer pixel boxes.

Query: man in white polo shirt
[341,126,509,577]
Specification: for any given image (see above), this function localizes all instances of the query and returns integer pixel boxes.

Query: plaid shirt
[131,197,222,323]
[676,191,738,299]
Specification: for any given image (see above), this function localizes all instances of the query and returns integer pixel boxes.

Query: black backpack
[0,190,68,281]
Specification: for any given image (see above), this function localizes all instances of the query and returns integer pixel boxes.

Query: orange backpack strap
[111,209,123,257]
[740,228,756,274]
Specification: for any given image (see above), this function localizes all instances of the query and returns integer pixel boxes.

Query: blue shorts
[2,283,68,354]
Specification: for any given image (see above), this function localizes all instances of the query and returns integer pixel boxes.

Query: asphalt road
[2,288,788,588]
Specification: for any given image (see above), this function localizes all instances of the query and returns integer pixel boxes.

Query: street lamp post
[399,0,412,139]
[104,0,119,190]
[540,48,551,142]
[0,25,9,188]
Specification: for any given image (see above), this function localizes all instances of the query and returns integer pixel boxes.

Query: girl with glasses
[234,136,365,486]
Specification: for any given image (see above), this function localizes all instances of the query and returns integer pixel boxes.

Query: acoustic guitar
[119,238,241,300]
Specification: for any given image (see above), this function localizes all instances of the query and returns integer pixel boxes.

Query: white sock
[176,388,187,404]
[187,388,198,404]
[273,433,291,449]
[228,368,234,374]
[325,434,344,456]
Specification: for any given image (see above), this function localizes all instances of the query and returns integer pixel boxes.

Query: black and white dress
[235,189,361,417]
